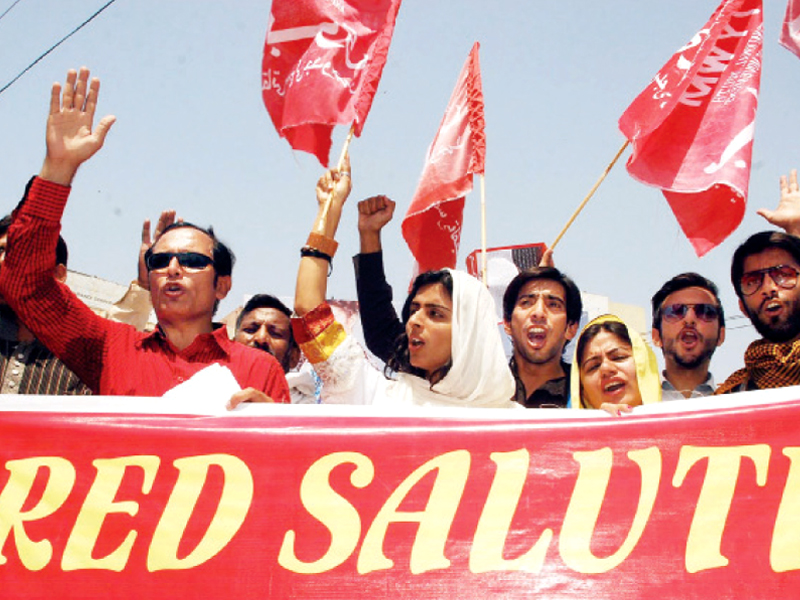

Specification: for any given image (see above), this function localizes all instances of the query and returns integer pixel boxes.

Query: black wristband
[301,246,333,276]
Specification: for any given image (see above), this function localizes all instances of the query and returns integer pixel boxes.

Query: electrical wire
[0,0,118,97]
[0,0,23,23]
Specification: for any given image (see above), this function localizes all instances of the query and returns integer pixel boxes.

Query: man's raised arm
[0,67,117,392]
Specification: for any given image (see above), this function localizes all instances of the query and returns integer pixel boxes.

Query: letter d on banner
[148,454,253,571]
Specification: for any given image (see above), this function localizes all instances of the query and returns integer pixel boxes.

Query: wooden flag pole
[480,174,488,286]
[316,125,356,234]
[549,139,630,251]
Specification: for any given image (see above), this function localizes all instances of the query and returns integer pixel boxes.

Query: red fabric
[291,302,336,344]
[0,178,290,401]
[261,0,402,166]
[781,0,800,59]
[6,395,800,597]
[402,42,485,273]
[618,0,763,257]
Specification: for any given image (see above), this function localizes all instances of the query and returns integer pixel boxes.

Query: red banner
[261,0,401,166]
[619,0,763,257]
[4,390,800,598]
[402,42,485,274]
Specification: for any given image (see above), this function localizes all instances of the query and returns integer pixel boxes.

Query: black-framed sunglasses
[740,264,800,297]
[145,251,214,272]
[662,303,720,322]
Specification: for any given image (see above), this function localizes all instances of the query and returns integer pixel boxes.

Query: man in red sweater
[0,67,289,406]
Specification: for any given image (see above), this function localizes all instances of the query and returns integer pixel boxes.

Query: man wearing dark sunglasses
[651,273,725,400]
[718,229,800,393]
[0,67,290,406]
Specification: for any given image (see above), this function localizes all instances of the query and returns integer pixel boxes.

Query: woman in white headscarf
[292,157,516,409]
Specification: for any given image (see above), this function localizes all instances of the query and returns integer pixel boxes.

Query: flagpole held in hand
[317,125,355,234]
[549,140,629,251]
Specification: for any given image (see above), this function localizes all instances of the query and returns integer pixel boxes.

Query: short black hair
[0,213,68,266]
[502,267,582,324]
[386,269,454,386]
[145,221,235,278]
[236,294,292,331]
[731,231,800,301]
[651,272,725,332]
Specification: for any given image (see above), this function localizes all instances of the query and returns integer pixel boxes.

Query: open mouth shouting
[162,282,186,298]
[602,378,628,399]
[761,298,785,320]
[526,326,548,349]
[677,328,700,349]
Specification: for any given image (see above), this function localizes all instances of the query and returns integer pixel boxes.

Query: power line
[0,0,118,98]
[0,0,23,24]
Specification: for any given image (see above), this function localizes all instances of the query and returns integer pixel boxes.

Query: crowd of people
[2,66,800,414]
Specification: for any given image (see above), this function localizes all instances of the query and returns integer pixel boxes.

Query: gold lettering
[771,447,800,572]
[62,456,159,571]
[278,452,374,574]
[470,449,552,573]
[559,447,661,574]
[148,454,253,571]
[673,445,770,573]
[0,457,75,570]
[358,450,470,575]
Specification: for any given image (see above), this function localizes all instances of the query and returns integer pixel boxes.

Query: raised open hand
[40,67,116,185]
[757,169,800,237]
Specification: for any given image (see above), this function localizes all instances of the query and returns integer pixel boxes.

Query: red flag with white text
[618,0,763,257]
[402,43,485,274]
[261,0,401,166]
[781,0,800,59]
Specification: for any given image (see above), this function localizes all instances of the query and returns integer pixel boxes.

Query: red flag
[402,42,485,274]
[261,0,401,166]
[619,0,763,257]
[781,0,800,59]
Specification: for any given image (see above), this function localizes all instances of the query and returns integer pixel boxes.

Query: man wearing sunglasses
[0,67,290,406]
[718,231,800,393]
[651,273,725,400]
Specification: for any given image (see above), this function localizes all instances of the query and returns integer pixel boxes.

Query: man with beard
[717,231,800,393]
[651,273,725,400]
[501,268,582,407]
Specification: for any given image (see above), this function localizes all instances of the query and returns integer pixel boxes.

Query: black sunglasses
[662,303,720,322]
[145,251,214,271]
[740,264,800,297]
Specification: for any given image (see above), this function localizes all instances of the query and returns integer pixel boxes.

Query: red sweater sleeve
[0,177,115,392]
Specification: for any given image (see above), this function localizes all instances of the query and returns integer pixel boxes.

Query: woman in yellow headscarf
[570,315,661,414]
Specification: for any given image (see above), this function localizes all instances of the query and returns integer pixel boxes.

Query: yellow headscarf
[570,314,661,409]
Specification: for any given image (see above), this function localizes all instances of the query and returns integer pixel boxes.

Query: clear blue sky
[0,0,798,379]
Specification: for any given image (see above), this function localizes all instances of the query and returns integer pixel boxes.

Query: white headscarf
[385,269,518,408]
